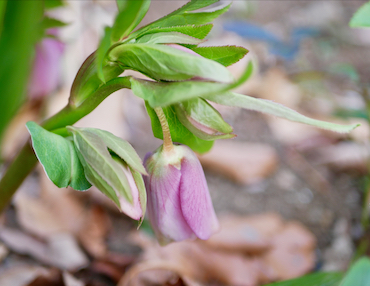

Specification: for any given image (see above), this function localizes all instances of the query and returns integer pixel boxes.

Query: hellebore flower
[144,144,219,245]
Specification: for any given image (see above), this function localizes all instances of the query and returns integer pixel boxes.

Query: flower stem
[154,107,174,154]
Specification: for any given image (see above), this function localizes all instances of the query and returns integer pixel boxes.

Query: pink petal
[146,162,194,244]
[179,149,219,240]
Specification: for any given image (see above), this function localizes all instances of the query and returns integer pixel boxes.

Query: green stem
[0,76,131,213]
[154,107,174,154]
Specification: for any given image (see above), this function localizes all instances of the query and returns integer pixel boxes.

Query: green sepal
[67,126,133,203]
[349,2,370,28]
[145,102,214,154]
[174,98,235,140]
[26,121,91,190]
[96,27,113,83]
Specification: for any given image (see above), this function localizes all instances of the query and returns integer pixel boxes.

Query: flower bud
[144,144,219,245]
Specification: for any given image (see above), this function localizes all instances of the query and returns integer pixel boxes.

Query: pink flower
[28,36,64,99]
[144,144,219,245]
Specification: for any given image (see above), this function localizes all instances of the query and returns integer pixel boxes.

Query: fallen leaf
[63,272,85,286]
[0,242,9,263]
[199,141,278,185]
[0,265,52,286]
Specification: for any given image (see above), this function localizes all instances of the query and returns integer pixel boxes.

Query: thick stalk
[0,77,131,213]
[154,107,174,154]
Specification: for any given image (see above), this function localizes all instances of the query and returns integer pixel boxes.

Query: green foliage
[136,32,204,45]
[340,257,370,286]
[109,43,233,82]
[174,98,234,140]
[206,92,360,133]
[0,1,44,143]
[350,1,370,28]
[190,46,249,66]
[97,27,113,82]
[44,0,64,9]
[68,126,134,203]
[26,122,91,190]
[146,102,214,154]
[136,24,213,40]
[264,272,343,286]
[112,0,150,42]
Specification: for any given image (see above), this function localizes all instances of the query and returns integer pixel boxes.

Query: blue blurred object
[223,21,319,61]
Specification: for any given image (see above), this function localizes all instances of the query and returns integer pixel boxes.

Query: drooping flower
[144,144,219,245]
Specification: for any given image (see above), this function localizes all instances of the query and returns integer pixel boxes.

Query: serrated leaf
[350,2,370,28]
[174,98,234,140]
[82,128,147,175]
[26,121,91,190]
[136,32,204,45]
[68,126,133,203]
[340,257,370,286]
[96,27,112,82]
[112,0,150,42]
[264,272,343,286]
[190,45,248,66]
[206,92,360,134]
[146,102,214,153]
[109,43,233,82]
[136,24,213,40]
[130,61,253,107]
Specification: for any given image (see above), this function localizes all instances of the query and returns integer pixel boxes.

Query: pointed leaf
[83,128,147,175]
[190,46,248,66]
[130,61,253,107]
[136,24,213,40]
[131,167,147,227]
[112,0,151,42]
[136,32,204,45]
[206,92,360,133]
[26,121,91,190]
[145,102,214,153]
[109,43,233,82]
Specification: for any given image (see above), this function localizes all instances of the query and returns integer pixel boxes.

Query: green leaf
[190,46,248,66]
[96,27,112,82]
[136,32,204,45]
[109,43,233,82]
[206,92,360,133]
[81,128,147,175]
[136,24,213,40]
[131,167,147,227]
[140,0,229,33]
[26,121,91,190]
[112,0,151,42]
[145,102,214,153]
[340,257,370,286]
[130,61,253,107]
[40,16,67,30]
[350,2,370,28]
[264,272,343,286]
[174,98,234,140]
[67,126,133,203]
[0,1,43,141]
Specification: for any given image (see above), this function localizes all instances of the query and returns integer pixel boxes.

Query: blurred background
[0,1,369,285]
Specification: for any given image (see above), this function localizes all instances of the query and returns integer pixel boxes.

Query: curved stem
[154,107,174,154]
[0,76,132,213]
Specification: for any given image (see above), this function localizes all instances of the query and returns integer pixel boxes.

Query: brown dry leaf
[78,205,111,258]
[0,265,53,286]
[199,141,278,185]
[0,228,88,270]
[205,213,284,254]
[63,272,85,286]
